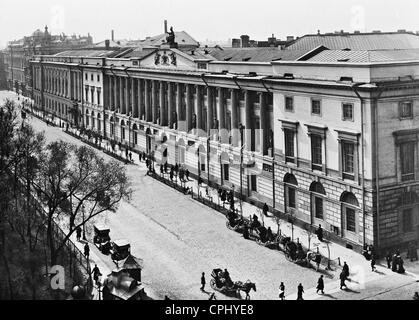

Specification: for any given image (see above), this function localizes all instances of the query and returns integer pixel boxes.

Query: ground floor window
[345,207,356,232]
[287,187,296,209]
[314,196,323,219]
[250,175,257,192]
[121,128,125,140]
[222,164,230,182]
[402,208,413,232]
[134,132,138,145]
[111,123,114,135]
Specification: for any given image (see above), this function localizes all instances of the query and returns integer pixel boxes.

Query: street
[2,90,419,300]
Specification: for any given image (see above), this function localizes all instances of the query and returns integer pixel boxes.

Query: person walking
[297,283,304,300]
[84,243,90,259]
[262,203,269,217]
[92,264,101,285]
[76,226,82,242]
[185,169,190,181]
[129,151,133,162]
[386,251,392,269]
[340,271,347,290]
[342,262,350,280]
[279,282,285,300]
[316,224,324,242]
[371,255,377,272]
[200,272,206,291]
[316,275,324,294]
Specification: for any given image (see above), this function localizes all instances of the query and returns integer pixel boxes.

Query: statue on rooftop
[166,27,175,45]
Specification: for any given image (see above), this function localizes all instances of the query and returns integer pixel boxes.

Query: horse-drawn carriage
[282,239,320,268]
[93,224,112,254]
[111,239,131,263]
[210,268,256,300]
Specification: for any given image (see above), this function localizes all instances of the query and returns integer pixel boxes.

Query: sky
[1,0,419,48]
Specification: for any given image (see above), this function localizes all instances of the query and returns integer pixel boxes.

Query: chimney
[111,30,115,41]
[105,40,110,49]
[240,35,250,48]
[397,29,406,33]
[232,38,241,48]
[286,36,294,42]
[164,20,168,34]
[354,30,361,34]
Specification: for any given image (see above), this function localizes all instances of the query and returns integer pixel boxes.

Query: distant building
[0,51,7,90]
[3,26,93,97]
[232,34,295,48]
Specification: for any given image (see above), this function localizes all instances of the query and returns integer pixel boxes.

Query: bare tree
[32,141,132,265]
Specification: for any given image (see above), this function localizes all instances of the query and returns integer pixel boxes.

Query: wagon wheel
[210,279,217,290]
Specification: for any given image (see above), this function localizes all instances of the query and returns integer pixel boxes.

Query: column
[206,86,214,136]
[131,78,137,117]
[152,80,158,123]
[137,78,143,119]
[144,79,151,122]
[244,90,252,151]
[113,76,118,111]
[160,81,167,126]
[218,87,225,130]
[230,89,239,146]
[259,92,267,155]
[119,77,124,114]
[124,77,129,115]
[186,84,193,133]
[176,83,182,131]
[108,75,112,110]
[168,82,174,128]
[196,85,203,134]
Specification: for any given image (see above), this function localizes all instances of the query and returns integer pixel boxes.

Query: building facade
[3,26,93,97]
[30,31,419,254]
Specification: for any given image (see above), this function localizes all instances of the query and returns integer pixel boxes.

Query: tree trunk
[0,253,14,300]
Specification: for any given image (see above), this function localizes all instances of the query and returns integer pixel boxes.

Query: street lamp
[82,205,86,240]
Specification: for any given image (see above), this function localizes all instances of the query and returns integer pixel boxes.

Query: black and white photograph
[0,0,419,312]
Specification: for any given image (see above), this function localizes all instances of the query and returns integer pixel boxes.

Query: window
[85,73,88,80]
[223,164,230,181]
[342,103,354,121]
[399,101,413,119]
[91,74,94,81]
[111,123,114,135]
[251,175,257,192]
[346,208,356,232]
[198,63,207,69]
[285,96,294,112]
[284,129,295,163]
[121,128,125,140]
[97,75,100,82]
[402,208,413,232]
[311,134,322,171]
[134,132,138,145]
[311,99,321,115]
[342,141,355,178]
[400,142,415,181]
[97,91,101,106]
[314,197,324,219]
[288,188,296,209]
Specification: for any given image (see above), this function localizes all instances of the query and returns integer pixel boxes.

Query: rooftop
[286,31,419,51]
[306,49,419,63]
[208,47,310,62]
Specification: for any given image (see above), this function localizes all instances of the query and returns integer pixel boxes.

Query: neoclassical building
[30,30,419,253]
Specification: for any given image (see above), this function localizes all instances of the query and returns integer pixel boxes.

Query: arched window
[284,173,298,210]
[310,182,326,220]
[120,120,125,141]
[341,192,359,237]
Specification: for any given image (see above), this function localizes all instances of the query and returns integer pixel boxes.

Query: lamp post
[239,124,245,217]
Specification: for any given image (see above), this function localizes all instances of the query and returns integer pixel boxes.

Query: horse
[235,280,257,300]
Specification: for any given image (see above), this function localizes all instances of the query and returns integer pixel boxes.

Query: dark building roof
[208,47,309,62]
[307,49,419,63]
[54,49,123,58]
[286,31,419,51]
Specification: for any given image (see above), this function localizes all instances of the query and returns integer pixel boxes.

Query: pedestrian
[386,251,392,269]
[129,152,132,162]
[174,163,179,173]
[371,255,377,272]
[342,262,350,280]
[84,243,90,259]
[339,271,347,290]
[413,292,419,300]
[398,257,405,274]
[92,264,101,284]
[316,275,324,294]
[316,224,324,242]
[315,251,322,271]
[392,253,398,272]
[297,283,304,300]
[160,164,164,175]
[164,162,168,173]
[170,169,174,181]
[200,272,206,291]
[76,226,82,242]
[262,203,269,217]
[279,282,285,300]
[185,169,190,181]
